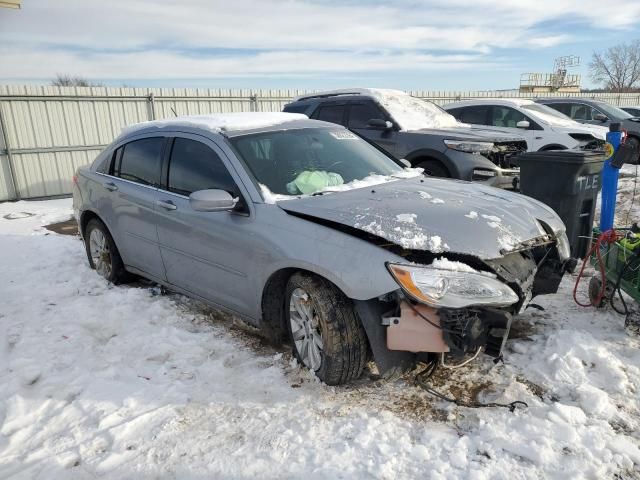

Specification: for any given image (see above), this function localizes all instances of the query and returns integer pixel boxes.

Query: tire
[285,272,368,385]
[84,218,129,284]
[625,309,640,335]
[626,136,640,165]
[588,276,612,308]
[539,145,567,151]
[416,159,450,178]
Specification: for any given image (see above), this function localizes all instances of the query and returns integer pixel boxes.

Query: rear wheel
[285,273,368,385]
[84,218,129,284]
[416,159,450,178]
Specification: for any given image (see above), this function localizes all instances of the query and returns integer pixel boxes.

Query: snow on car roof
[118,112,309,138]
[294,88,459,131]
[445,98,536,108]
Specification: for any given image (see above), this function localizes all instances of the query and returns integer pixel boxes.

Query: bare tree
[51,74,103,87]
[589,40,640,92]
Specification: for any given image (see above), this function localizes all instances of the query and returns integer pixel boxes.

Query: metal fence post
[147,93,156,120]
[0,103,19,200]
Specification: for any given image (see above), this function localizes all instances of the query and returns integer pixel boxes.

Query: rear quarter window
[93,150,112,173]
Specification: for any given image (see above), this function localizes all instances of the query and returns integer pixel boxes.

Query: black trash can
[518,150,605,259]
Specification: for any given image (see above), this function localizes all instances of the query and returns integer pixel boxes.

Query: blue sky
[1,0,639,91]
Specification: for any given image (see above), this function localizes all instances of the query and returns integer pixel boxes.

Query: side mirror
[594,113,608,122]
[516,120,530,129]
[368,118,393,130]
[190,189,238,212]
[399,158,411,168]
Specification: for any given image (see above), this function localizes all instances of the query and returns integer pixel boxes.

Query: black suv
[283,89,527,188]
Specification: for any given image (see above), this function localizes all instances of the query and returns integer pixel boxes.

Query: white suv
[444,98,607,151]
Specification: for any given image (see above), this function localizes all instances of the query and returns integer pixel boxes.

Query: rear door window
[114,137,164,186]
[313,104,347,126]
[459,106,490,125]
[348,102,387,129]
[167,137,239,197]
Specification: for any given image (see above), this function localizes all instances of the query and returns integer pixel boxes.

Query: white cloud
[0,46,510,80]
[0,0,639,82]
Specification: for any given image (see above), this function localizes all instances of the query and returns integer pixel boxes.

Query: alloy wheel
[89,228,112,278]
[289,288,323,371]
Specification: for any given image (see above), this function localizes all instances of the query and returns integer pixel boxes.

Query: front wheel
[416,160,450,178]
[84,218,129,284]
[285,273,368,385]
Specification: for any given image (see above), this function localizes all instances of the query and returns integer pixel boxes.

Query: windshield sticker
[330,131,357,140]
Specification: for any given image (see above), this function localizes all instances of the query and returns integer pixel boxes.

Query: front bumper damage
[385,301,512,359]
[473,166,520,190]
[476,140,526,190]
[355,242,574,375]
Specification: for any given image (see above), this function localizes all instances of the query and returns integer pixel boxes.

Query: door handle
[103,182,118,192]
[156,199,177,211]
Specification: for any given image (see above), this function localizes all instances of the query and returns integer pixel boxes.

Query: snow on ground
[1,199,640,479]
[0,199,73,235]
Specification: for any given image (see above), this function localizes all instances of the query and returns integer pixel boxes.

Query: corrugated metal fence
[2,85,640,201]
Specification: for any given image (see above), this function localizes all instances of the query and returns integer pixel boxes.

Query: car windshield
[596,102,633,120]
[231,128,416,197]
[521,103,576,126]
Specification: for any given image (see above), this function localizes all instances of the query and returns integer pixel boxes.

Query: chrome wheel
[89,228,112,278]
[289,287,323,371]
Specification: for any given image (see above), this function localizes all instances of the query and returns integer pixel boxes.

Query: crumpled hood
[406,126,526,143]
[278,177,565,260]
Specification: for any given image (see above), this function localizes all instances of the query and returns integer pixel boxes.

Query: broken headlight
[444,139,494,154]
[387,263,519,309]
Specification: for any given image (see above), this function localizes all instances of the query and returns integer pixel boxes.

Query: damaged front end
[277,176,576,374]
[358,235,573,374]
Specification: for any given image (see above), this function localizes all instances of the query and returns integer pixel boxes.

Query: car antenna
[171,107,178,117]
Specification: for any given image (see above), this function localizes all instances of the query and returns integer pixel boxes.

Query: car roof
[443,98,535,108]
[116,112,334,140]
[536,97,606,105]
[292,88,408,103]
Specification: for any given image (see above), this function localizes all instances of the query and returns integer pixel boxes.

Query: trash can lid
[518,149,606,164]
